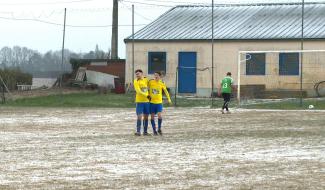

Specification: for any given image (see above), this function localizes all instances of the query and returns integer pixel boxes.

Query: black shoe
[153,131,158,136]
[143,132,149,136]
[134,132,141,136]
[158,129,163,135]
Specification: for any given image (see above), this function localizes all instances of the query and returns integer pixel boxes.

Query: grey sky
[0,0,318,58]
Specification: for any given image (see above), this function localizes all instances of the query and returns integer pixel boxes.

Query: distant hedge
[0,68,32,90]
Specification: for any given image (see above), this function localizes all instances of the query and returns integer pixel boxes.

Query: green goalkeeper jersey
[221,76,233,93]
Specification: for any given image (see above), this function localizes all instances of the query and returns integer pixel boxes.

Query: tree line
[0,45,110,78]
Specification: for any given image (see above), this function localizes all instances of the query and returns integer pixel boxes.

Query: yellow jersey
[133,77,149,103]
[148,79,172,104]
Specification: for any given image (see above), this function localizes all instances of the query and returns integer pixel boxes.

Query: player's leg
[143,115,149,135]
[225,93,231,113]
[221,93,227,114]
[142,103,150,135]
[150,103,158,135]
[150,113,157,135]
[135,103,143,136]
[157,104,163,135]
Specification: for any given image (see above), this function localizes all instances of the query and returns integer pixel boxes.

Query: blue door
[178,52,197,93]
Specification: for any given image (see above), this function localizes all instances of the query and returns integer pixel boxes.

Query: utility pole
[61,8,66,89]
[132,4,135,80]
[300,0,304,107]
[211,0,215,108]
[111,0,118,59]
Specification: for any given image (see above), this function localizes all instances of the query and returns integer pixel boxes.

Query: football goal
[237,49,325,107]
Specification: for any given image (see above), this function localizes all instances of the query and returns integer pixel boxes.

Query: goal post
[237,49,325,107]
[174,66,212,107]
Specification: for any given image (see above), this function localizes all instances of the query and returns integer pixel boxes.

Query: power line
[67,7,112,12]
[143,0,182,3]
[0,10,63,19]
[0,16,147,28]
[0,16,62,26]
[1,8,112,17]
[0,0,96,6]
[0,5,156,26]
[142,0,208,5]
[32,10,58,19]
[121,0,174,7]
[120,1,153,21]
[1,5,162,16]
[122,0,210,6]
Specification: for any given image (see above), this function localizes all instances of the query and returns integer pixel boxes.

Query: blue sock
[151,119,156,133]
[143,120,148,133]
[158,118,162,130]
[136,119,141,133]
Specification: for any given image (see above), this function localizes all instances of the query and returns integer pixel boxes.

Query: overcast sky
[0,0,319,58]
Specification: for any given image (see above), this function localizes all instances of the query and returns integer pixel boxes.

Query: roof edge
[124,38,325,43]
[175,1,325,8]
[70,58,125,62]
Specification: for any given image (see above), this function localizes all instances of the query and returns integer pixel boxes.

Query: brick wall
[86,60,125,82]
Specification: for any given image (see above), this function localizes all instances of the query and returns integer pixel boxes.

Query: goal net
[237,50,325,107]
[173,66,213,107]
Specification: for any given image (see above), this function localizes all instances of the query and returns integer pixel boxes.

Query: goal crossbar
[239,50,325,54]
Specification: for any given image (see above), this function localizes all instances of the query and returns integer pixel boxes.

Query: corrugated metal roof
[124,3,325,42]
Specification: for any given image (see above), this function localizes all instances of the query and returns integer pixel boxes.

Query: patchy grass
[3,92,135,108]
[2,92,227,108]
[5,91,325,110]
[242,98,325,110]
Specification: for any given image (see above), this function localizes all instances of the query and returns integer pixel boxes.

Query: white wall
[85,70,118,88]
[32,78,57,89]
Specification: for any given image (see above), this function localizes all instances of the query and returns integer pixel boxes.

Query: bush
[0,68,32,90]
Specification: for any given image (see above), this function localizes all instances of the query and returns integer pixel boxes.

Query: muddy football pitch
[0,107,324,189]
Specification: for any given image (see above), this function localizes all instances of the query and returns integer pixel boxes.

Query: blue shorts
[136,103,150,115]
[150,103,163,114]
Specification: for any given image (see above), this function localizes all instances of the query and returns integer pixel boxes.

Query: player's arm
[133,79,147,97]
[147,80,152,100]
[162,84,172,104]
[231,85,235,93]
[230,79,235,93]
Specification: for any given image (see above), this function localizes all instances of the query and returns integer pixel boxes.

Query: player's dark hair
[154,71,162,76]
[135,69,143,73]
[227,72,231,76]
